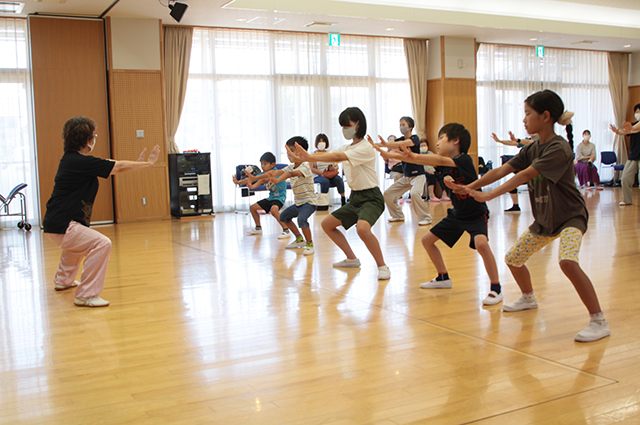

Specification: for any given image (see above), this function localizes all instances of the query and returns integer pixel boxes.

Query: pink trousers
[46,221,112,298]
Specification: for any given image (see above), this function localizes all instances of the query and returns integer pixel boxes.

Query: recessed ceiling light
[530,38,538,41]
[305,22,336,28]
[0,2,25,13]
[236,18,246,21]
[386,27,394,31]
[624,44,631,48]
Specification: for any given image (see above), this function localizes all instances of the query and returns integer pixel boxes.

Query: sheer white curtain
[477,44,615,168]
[175,28,411,212]
[0,18,36,228]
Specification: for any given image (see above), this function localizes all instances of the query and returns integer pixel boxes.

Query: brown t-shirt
[508,135,588,236]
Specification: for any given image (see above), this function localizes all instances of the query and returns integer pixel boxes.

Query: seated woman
[575,129,603,190]
[311,134,346,210]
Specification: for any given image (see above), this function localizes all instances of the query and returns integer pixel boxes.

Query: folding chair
[0,183,31,231]
[600,151,624,186]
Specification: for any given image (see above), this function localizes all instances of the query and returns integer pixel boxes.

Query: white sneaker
[482,291,504,305]
[574,319,611,342]
[418,218,432,226]
[74,296,110,307]
[278,231,291,239]
[420,278,452,289]
[388,217,404,222]
[619,201,632,206]
[303,244,314,256]
[55,280,79,291]
[503,295,538,312]
[247,228,262,235]
[378,265,390,280]
[285,241,306,249]
[333,258,361,268]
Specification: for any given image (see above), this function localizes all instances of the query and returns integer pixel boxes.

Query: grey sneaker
[574,319,610,342]
[74,296,110,308]
[247,228,262,235]
[285,241,306,249]
[502,295,538,312]
[278,230,290,239]
[420,278,452,289]
[418,217,432,226]
[333,258,361,268]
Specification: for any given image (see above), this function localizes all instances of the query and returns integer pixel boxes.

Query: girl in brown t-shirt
[445,90,610,343]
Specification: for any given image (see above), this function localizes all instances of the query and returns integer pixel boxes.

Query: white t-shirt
[333,140,378,191]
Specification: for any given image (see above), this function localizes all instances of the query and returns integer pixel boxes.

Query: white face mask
[399,126,409,135]
[583,135,591,142]
[342,124,358,140]
[420,147,428,154]
[317,142,326,150]
[635,112,640,121]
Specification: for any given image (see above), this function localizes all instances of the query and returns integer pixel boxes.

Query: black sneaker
[504,205,521,213]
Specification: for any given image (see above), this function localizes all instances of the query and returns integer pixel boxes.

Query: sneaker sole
[502,304,538,312]
[419,283,452,289]
[74,302,110,308]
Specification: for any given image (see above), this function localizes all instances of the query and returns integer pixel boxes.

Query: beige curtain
[403,39,428,139]
[607,52,629,167]
[164,26,194,154]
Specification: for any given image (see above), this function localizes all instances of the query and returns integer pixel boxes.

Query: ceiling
[6,0,640,52]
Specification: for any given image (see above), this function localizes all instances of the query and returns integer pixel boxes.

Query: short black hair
[582,129,591,135]
[63,116,96,153]
[438,123,471,154]
[315,133,329,149]
[286,136,308,151]
[338,107,367,139]
[260,151,276,164]
[400,116,415,129]
[525,90,564,123]
[634,103,640,113]
[419,137,428,145]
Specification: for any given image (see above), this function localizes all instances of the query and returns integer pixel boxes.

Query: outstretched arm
[371,134,416,148]
[269,169,302,184]
[110,145,160,175]
[369,138,455,167]
[464,165,538,202]
[465,163,516,191]
[491,133,518,147]
[289,142,348,163]
[622,121,640,134]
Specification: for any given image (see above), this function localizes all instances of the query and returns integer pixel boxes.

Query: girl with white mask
[288,107,390,281]
[311,133,346,209]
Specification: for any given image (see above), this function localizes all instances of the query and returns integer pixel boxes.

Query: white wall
[110,18,161,70]
[443,37,475,79]
[630,52,640,87]
[427,36,441,80]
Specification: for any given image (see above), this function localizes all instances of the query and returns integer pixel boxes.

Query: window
[477,44,615,169]
[0,18,36,228]
[176,29,412,212]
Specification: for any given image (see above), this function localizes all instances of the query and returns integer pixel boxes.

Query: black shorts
[430,210,489,250]
[257,199,283,213]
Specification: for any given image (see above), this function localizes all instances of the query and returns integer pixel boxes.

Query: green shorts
[332,186,385,230]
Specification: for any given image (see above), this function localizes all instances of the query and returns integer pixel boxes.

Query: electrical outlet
[136,130,144,138]
[142,197,147,206]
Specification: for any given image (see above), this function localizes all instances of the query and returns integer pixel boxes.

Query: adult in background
[574,130,602,190]
[610,102,640,205]
[43,116,160,307]
[311,133,346,210]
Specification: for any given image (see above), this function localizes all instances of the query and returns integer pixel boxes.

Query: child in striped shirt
[265,137,318,255]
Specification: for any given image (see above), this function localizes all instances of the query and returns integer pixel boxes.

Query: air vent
[305,22,336,28]
[34,0,67,3]
[571,40,597,45]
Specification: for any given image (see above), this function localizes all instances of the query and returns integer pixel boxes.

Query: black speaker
[169,2,188,23]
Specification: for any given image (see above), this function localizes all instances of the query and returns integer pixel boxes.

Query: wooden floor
[1,187,639,424]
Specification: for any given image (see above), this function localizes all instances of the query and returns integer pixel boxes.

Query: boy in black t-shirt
[373,123,502,305]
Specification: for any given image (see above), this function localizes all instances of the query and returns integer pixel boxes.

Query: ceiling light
[571,40,597,45]
[236,18,246,21]
[530,38,538,41]
[386,28,394,31]
[0,2,25,13]
[34,0,66,3]
[305,22,336,28]
[624,45,631,48]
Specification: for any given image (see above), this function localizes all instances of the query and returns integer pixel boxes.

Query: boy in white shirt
[289,107,390,280]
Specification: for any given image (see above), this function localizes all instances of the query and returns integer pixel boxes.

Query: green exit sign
[329,33,340,46]
[536,45,545,57]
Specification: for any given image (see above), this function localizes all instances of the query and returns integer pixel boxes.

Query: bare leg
[508,264,533,293]
[559,260,602,314]
[301,227,312,243]
[355,220,385,267]
[474,235,499,283]
[428,184,437,199]
[422,231,447,274]
[510,192,518,205]
[250,203,261,227]
[286,221,301,237]
[270,205,288,230]
[322,215,357,260]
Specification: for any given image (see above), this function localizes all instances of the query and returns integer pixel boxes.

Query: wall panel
[29,16,113,223]
[443,78,478,165]
[109,70,170,222]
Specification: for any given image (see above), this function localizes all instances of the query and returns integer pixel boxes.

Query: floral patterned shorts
[505,227,582,267]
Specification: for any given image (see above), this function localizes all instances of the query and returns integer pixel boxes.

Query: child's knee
[421,231,436,246]
[559,259,579,274]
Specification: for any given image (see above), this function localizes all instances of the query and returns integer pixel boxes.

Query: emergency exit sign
[329,33,340,46]
[536,46,545,57]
